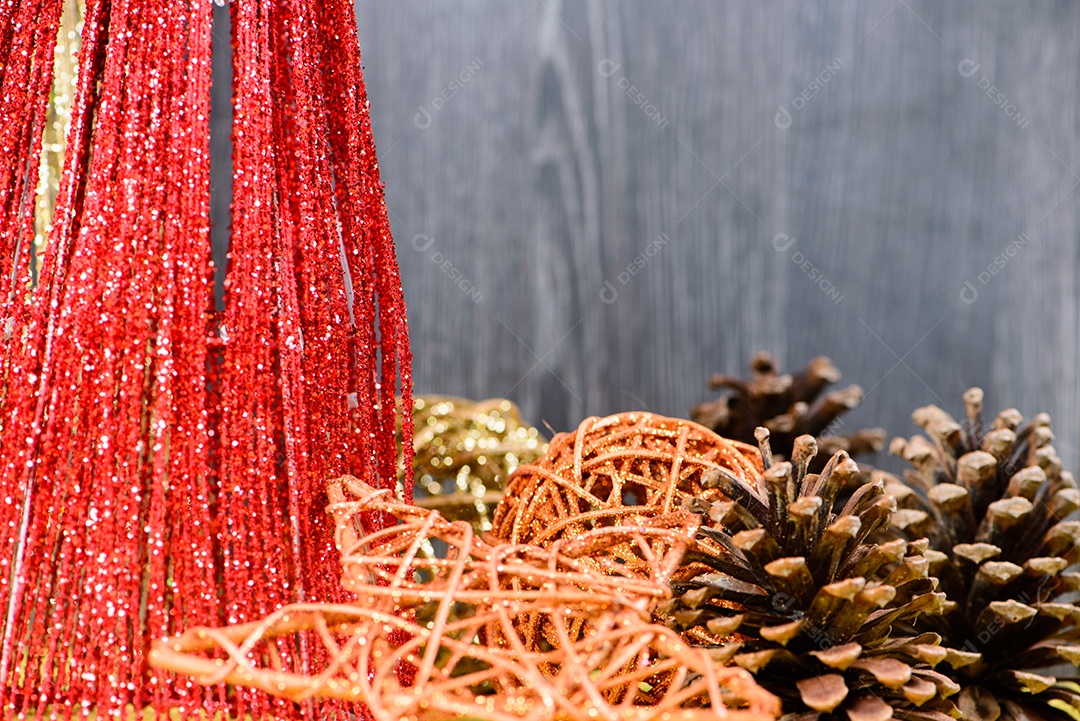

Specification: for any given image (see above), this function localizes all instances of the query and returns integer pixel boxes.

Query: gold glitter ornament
[403,395,548,531]
[151,475,782,721]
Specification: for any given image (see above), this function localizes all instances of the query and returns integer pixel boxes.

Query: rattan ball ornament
[490,411,762,553]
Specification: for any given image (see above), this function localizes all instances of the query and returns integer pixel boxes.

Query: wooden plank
[341,0,1079,468]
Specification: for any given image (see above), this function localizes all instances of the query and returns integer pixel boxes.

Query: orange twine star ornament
[151,475,780,721]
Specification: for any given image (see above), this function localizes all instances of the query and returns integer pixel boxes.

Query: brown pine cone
[664,429,960,720]
[692,352,885,473]
[882,388,1080,720]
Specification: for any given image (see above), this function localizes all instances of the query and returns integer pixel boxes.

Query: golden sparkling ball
[399,395,548,533]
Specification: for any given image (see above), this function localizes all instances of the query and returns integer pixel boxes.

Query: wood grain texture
[342,0,1080,469]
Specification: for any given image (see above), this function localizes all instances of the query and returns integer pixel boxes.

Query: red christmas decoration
[0,0,412,717]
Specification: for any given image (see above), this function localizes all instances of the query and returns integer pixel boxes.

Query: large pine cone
[882,388,1080,720]
[664,429,960,720]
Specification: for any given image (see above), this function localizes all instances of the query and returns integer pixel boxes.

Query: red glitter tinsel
[0,0,413,717]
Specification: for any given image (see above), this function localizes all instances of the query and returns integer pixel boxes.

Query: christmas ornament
[490,411,764,679]
[692,353,884,472]
[491,412,762,551]
[406,395,547,532]
[883,388,1080,720]
[151,475,782,721]
[0,0,411,716]
[665,429,961,720]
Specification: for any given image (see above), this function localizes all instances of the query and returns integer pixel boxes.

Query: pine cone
[664,429,960,720]
[691,352,885,472]
[883,388,1080,720]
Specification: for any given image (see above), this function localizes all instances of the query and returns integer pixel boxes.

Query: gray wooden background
[318,2,1080,469]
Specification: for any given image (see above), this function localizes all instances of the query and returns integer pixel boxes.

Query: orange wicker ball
[490,411,763,549]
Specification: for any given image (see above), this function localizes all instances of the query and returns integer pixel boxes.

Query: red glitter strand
[316,0,415,507]
[0,0,64,272]
[0,0,413,717]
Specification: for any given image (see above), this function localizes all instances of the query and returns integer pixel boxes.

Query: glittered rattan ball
[491,411,763,553]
